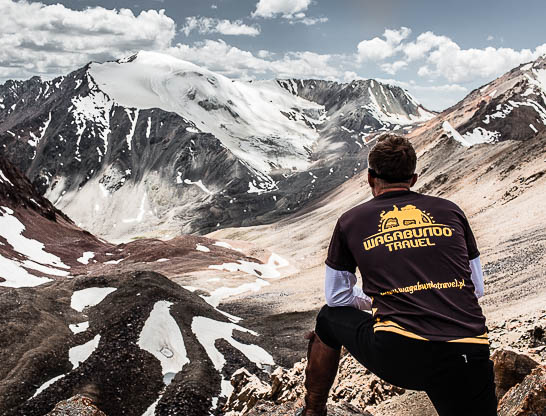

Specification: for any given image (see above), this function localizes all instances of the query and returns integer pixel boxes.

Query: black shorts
[315,305,498,416]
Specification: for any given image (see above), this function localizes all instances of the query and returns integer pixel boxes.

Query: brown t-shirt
[326,190,488,343]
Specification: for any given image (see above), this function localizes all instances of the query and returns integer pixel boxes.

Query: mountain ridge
[0,51,434,241]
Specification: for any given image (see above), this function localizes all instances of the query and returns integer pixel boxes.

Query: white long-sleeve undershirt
[324,265,372,310]
[469,256,484,298]
[325,256,485,310]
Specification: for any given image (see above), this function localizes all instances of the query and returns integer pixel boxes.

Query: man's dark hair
[368,134,417,185]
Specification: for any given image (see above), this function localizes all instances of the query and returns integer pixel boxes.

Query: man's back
[327,189,487,342]
[298,135,497,416]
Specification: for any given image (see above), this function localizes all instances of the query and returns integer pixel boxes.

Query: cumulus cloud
[357,27,546,83]
[0,0,175,80]
[252,0,312,18]
[182,16,260,37]
[357,27,411,62]
[420,43,546,83]
[380,60,408,75]
[166,39,342,80]
[251,0,326,25]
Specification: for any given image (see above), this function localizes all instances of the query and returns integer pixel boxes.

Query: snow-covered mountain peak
[0,51,438,240]
[89,50,324,175]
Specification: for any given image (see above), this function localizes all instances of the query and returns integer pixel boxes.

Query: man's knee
[314,305,342,350]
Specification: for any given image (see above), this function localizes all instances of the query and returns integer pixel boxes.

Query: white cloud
[252,0,312,18]
[423,44,546,83]
[291,16,328,26]
[358,27,546,84]
[0,0,175,80]
[182,16,260,37]
[380,60,408,75]
[401,32,452,61]
[357,27,411,62]
[166,39,342,80]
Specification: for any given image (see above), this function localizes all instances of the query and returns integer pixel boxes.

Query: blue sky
[2,0,546,110]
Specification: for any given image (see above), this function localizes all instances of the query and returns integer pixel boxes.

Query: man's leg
[425,344,498,416]
[299,331,340,415]
[298,305,381,415]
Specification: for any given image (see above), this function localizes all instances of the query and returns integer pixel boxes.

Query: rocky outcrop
[492,349,540,398]
[497,365,546,416]
[45,395,106,416]
[247,400,372,416]
[224,352,405,415]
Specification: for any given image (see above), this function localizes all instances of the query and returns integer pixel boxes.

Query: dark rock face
[497,365,546,416]
[0,55,433,239]
[492,349,540,399]
[0,156,69,222]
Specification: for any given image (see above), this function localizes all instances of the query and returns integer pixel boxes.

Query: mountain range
[0,51,433,241]
[0,52,545,415]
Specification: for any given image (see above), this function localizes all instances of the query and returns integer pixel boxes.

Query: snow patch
[32,375,65,398]
[69,321,89,334]
[202,278,270,308]
[138,301,189,385]
[70,287,117,312]
[125,108,139,151]
[69,334,100,369]
[0,169,13,186]
[192,316,274,398]
[213,241,244,252]
[77,251,95,264]
[196,244,210,252]
[184,179,213,195]
[208,253,289,279]
[104,258,123,265]
[442,121,470,147]
[146,116,151,139]
[462,127,500,145]
[0,206,69,287]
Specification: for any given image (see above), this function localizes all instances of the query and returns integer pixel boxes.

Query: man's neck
[374,186,410,197]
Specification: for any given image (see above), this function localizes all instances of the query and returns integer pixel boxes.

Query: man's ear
[410,173,418,187]
[368,171,375,188]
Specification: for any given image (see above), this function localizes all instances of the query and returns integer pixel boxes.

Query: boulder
[497,365,546,416]
[492,349,540,398]
[225,368,271,414]
[46,395,106,416]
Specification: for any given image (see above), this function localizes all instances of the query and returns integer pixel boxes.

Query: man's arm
[470,256,484,298]
[324,265,372,311]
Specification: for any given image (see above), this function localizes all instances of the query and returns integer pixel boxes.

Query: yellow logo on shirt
[363,204,454,252]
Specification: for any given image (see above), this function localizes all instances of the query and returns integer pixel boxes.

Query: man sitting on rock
[297,134,497,416]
